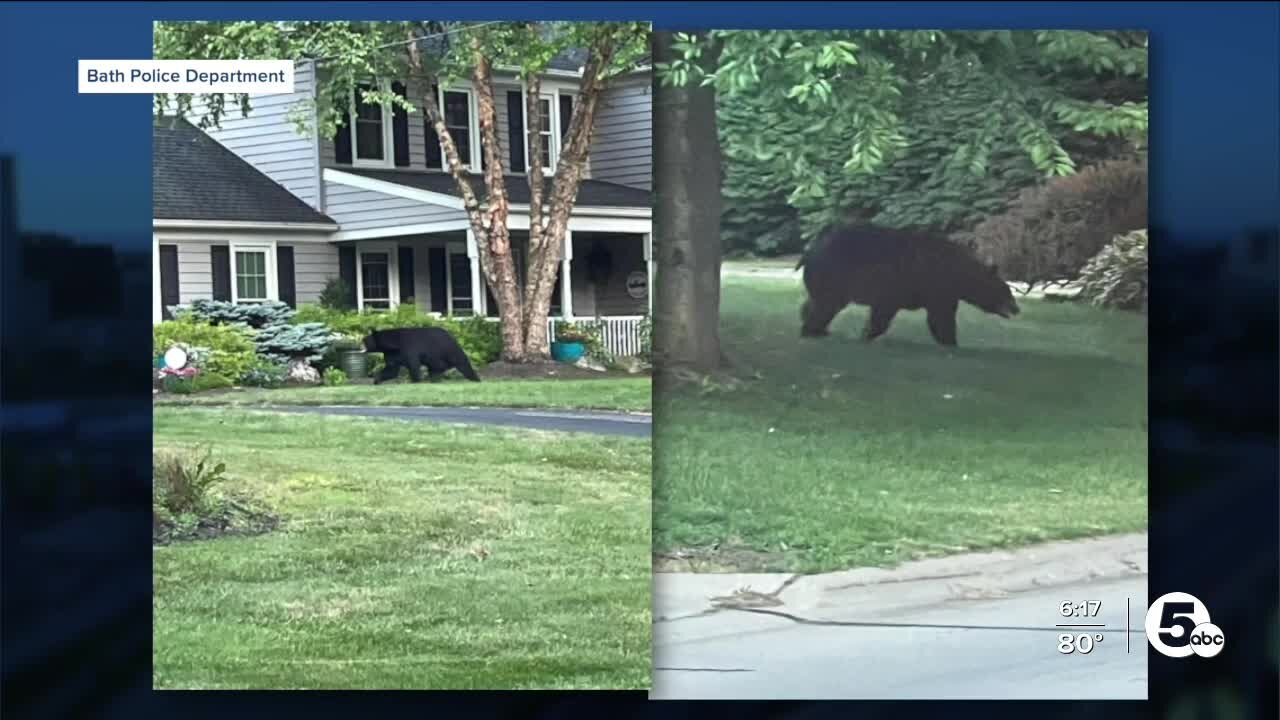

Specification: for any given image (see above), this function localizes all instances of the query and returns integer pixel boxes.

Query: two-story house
[153,48,653,356]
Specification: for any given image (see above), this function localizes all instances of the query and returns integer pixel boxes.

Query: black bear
[362,327,481,383]
[796,224,1020,347]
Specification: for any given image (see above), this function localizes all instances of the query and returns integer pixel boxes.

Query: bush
[173,298,293,330]
[154,446,227,516]
[240,357,288,388]
[959,156,1147,286]
[252,322,336,365]
[293,304,502,367]
[318,276,354,311]
[322,367,349,386]
[154,318,257,381]
[173,299,335,365]
[1078,228,1148,312]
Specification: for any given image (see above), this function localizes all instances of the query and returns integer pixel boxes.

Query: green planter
[338,350,369,378]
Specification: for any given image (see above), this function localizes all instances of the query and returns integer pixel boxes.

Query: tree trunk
[653,31,725,373]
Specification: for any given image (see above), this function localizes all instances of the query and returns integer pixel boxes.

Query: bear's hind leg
[926,301,959,347]
[862,305,899,342]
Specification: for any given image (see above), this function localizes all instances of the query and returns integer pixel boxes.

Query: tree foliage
[658,30,1148,256]
[154,20,649,362]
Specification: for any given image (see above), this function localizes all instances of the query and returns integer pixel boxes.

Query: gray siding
[169,237,337,306]
[192,61,321,209]
[323,181,466,233]
[589,77,652,191]
[291,242,340,304]
[176,241,214,303]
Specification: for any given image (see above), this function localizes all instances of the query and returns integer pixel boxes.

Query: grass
[654,277,1148,573]
[153,407,651,690]
[155,377,652,413]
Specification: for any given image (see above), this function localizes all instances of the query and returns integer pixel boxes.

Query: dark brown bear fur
[796,224,1020,346]
[363,327,481,383]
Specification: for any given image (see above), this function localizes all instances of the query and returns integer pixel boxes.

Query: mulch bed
[479,360,642,380]
[153,497,281,546]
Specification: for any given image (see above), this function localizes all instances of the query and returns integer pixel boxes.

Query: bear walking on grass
[795,224,1020,347]
[363,327,481,383]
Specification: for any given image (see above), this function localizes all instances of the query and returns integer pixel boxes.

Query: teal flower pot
[551,341,586,363]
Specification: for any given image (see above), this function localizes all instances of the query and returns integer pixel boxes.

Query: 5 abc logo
[1145,592,1225,658]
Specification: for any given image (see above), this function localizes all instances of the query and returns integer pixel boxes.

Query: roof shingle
[153,117,336,225]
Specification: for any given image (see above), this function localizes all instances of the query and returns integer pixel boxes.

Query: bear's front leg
[925,301,959,347]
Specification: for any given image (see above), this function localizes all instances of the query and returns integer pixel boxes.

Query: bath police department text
[85,68,286,84]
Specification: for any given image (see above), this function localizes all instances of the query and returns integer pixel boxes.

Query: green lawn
[156,377,652,413]
[153,407,651,690]
[654,277,1148,573]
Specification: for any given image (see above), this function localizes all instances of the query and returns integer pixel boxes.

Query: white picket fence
[553,316,648,358]
[484,315,648,358]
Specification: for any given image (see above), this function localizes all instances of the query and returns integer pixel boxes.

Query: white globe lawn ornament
[164,346,189,370]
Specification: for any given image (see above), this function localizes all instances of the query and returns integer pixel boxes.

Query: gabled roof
[153,117,337,226]
[337,167,651,209]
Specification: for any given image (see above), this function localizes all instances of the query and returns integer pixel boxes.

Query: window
[447,248,473,315]
[443,91,473,167]
[361,252,392,310]
[232,246,271,304]
[351,82,393,167]
[523,92,559,175]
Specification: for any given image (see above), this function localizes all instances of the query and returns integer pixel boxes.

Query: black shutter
[159,244,179,320]
[398,246,415,304]
[427,247,447,312]
[339,246,357,309]
[277,245,296,308]
[424,84,442,169]
[334,107,352,165]
[210,245,232,302]
[559,93,573,141]
[392,82,411,167]
[507,90,526,172]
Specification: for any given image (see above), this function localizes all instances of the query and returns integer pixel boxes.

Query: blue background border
[2,3,1276,718]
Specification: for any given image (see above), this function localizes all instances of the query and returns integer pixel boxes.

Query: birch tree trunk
[653,31,725,373]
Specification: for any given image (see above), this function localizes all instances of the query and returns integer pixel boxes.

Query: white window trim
[229,242,278,305]
[350,80,396,169]
[521,85,561,177]
[444,242,474,316]
[436,85,482,172]
[356,242,400,311]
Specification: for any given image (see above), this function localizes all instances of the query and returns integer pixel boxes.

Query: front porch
[339,227,652,357]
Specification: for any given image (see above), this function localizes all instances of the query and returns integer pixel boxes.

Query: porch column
[643,232,653,315]
[466,228,482,316]
[561,229,574,320]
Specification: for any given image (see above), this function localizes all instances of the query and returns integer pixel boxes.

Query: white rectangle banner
[78,60,294,94]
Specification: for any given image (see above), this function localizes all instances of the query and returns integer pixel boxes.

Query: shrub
[252,322,336,365]
[191,372,233,392]
[1078,228,1148,312]
[959,155,1147,286]
[636,314,653,361]
[322,367,349,386]
[173,299,293,330]
[154,318,256,381]
[173,299,335,365]
[293,304,502,367]
[240,357,288,388]
[154,446,226,516]
[318,276,354,311]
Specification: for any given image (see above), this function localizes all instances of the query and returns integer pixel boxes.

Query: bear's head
[967,263,1021,319]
